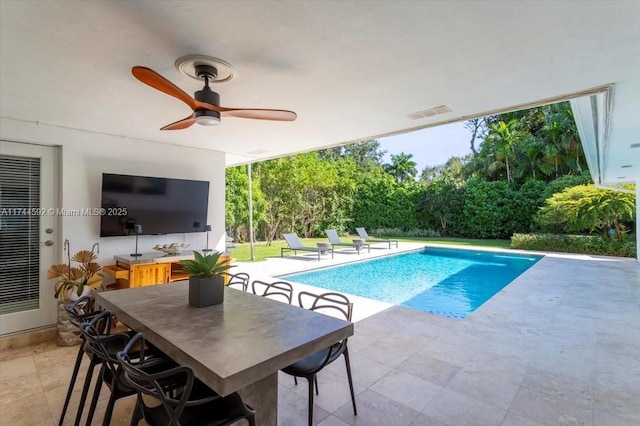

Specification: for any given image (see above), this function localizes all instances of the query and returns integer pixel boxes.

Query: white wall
[0,117,227,266]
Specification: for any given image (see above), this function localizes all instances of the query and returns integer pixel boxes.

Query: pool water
[282,247,541,318]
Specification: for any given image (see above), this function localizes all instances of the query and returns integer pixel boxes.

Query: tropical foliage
[384,152,418,183]
[537,185,636,238]
[225,101,636,257]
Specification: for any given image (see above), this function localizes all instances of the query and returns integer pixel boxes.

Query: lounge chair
[282,233,334,260]
[355,227,398,249]
[326,229,370,254]
[225,233,236,251]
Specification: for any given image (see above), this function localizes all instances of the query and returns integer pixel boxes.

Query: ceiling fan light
[195,109,221,126]
[195,115,221,126]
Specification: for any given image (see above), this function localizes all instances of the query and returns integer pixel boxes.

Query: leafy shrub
[509,179,549,233]
[545,172,592,197]
[351,174,422,231]
[417,178,464,236]
[454,178,513,238]
[511,233,636,258]
[537,185,635,237]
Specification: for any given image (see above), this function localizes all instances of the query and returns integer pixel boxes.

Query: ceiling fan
[132,64,297,130]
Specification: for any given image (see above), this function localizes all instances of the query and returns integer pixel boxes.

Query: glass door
[0,141,58,335]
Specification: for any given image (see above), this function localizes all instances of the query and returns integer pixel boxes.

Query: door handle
[41,240,54,246]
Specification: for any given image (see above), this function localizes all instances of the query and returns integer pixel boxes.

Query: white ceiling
[1,1,639,183]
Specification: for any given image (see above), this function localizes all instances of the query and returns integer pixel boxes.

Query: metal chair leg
[129,397,142,426]
[343,348,357,415]
[306,375,315,426]
[59,341,85,425]
[84,363,105,426]
[73,356,100,426]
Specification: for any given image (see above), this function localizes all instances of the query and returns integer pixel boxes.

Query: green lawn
[228,236,511,262]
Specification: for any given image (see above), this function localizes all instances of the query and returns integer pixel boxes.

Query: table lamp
[203,224,212,252]
[130,224,142,257]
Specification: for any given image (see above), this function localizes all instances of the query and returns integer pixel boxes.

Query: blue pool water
[282,247,541,318]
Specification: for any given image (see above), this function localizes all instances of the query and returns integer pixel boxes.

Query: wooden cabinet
[130,263,171,287]
[104,251,231,289]
[104,260,170,288]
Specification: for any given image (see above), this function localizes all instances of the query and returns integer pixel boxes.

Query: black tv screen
[100,173,209,237]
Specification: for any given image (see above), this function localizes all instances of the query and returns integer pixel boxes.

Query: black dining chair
[58,296,103,426]
[251,280,294,304]
[80,310,174,426]
[281,291,357,426]
[225,272,250,292]
[118,332,256,426]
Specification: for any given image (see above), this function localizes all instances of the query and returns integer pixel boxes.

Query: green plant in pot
[179,251,234,307]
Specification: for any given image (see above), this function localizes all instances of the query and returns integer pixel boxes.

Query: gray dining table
[96,280,353,425]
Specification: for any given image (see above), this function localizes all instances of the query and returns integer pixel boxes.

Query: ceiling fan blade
[132,66,197,110]
[220,108,297,121]
[160,114,196,130]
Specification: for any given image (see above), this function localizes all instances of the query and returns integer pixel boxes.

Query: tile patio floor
[1,244,638,425]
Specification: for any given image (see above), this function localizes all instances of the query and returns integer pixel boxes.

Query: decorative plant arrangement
[179,251,234,307]
[47,239,103,301]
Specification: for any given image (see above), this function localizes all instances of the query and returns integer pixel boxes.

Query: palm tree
[384,152,417,183]
[484,120,522,183]
[539,102,585,178]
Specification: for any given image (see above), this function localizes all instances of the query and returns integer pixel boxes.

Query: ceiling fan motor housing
[194,65,221,125]
[194,86,221,125]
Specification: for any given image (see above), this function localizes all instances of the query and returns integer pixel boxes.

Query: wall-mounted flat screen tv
[100,173,209,237]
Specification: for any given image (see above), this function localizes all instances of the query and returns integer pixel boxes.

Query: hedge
[510,233,636,258]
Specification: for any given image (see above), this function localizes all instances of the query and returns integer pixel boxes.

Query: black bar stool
[58,296,102,426]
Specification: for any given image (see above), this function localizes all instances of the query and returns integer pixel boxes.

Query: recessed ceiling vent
[407,105,452,120]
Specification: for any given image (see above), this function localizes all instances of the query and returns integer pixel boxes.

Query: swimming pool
[281,247,541,318]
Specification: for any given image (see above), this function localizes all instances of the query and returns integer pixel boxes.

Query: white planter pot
[66,285,93,302]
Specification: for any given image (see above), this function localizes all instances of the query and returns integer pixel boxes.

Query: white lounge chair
[282,233,333,260]
[355,227,398,249]
[326,229,370,254]
[225,233,236,251]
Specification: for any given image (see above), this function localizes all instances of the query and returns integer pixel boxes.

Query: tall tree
[541,103,583,177]
[418,178,463,235]
[225,166,266,242]
[464,117,492,154]
[483,120,523,184]
[343,139,387,171]
[317,139,386,172]
[384,152,417,183]
[255,153,355,241]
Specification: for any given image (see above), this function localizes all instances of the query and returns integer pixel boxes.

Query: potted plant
[46,240,103,346]
[47,240,103,301]
[179,251,234,307]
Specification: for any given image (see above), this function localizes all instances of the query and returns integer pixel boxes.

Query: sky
[377,121,473,172]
